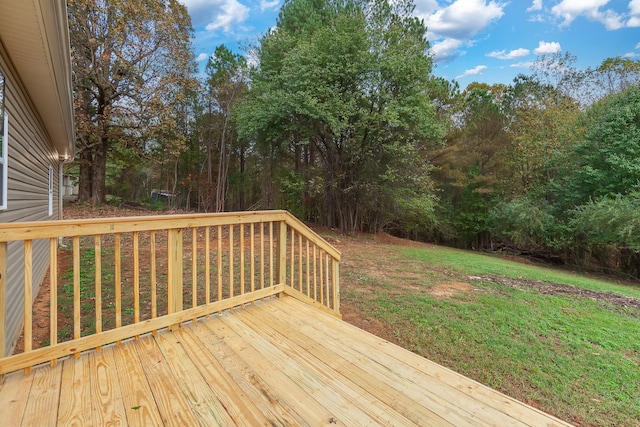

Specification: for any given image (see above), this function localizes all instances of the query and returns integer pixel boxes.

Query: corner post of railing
[0,241,6,368]
[276,220,287,293]
[167,228,183,330]
[332,257,340,313]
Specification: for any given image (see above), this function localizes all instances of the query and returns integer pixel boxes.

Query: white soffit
[0,0,75,158]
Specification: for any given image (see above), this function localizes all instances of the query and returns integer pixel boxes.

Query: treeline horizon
[67,0,640,278]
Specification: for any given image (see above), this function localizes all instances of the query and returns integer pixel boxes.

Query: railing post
[167,228,183,330]
[332,258,340,313]
[0,242,6,363]
[276,221,287,288]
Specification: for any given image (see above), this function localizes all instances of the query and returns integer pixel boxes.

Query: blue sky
[180,0,640,86]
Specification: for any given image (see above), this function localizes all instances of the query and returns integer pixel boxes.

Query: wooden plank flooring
[0,296,573,426]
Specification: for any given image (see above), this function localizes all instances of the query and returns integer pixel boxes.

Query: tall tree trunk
[91,140,108,204]
[78,148,93,202]
[215,114,230,212]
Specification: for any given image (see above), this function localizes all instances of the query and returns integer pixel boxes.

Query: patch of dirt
[428,281,477,299]
[471,274,640,313]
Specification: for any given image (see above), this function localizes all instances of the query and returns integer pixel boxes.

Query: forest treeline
[68,0,640,277]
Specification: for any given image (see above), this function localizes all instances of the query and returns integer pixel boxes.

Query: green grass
[402,246,640,298]
[340,242,640,426]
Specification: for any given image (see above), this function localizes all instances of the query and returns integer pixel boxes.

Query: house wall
[0,43,61,356]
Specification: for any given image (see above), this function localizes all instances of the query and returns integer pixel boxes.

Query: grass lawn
[335,235,640,427]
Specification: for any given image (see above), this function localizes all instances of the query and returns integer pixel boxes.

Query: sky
[179,0,640,86]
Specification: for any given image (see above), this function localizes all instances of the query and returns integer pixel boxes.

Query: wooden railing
[0,210,340,375]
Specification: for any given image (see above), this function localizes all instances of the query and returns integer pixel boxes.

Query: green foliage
[595,56,640,96]
[566,84,640,204]
[490,199,564,250]
[570,191,640,252]
[236,0,442,233]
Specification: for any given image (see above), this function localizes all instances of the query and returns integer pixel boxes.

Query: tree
[205,45,248,212]
[503,74,582,195]
[68,0,194,203]
[595,57,640,97]
[558,84,640,207]
[428,83,511,248]
[237,0,442,233]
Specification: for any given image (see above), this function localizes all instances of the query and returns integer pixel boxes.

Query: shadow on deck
[0,296,572,426]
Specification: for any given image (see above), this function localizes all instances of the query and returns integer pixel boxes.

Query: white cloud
[510,61,535,68]
[551,0,624,30]
[430,39,464,62]
[179,0,249,32]
[424,0,506,40]
[629,0,640,27]
[636,42,640,49]
[421,0,505,63]
[414,0,439,18]
[487,48,530,59]
[205,0,249,32]
[196,53,210,62]
[456,65,487,79]
[534,41,561,54]
[527,0,543,12]
[260,0,280,11]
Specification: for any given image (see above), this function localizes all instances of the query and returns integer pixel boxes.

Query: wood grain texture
[0,296,573,427]
[58,356,92,426]
[90,346,127,426]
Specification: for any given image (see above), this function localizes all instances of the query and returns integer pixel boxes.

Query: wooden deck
[0,296,571,426]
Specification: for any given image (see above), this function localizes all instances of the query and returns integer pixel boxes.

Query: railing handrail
[0,210,340,375]
[0,210,291,241]
[0,210,341,262]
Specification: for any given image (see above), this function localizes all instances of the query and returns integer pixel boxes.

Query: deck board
[0,296,573,426]
[0,364,33,426]
[112,339,164,426]
[21,362,62,427]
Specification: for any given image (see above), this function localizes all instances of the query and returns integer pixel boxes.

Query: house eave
[0,0,75,159]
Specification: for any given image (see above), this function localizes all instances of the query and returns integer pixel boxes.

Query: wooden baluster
[133,231,140,338]
[73,237,81,350]
[332,257,340,312]
[94,235,102,349]
[150,231,157,318]
[240,224,245,299]
[313,245,317,301]
[229,225,234,299]
[306,239,310,297]
[217,225,222,304]
[49,238,58,364]
[24,240,33,371]
[150,230,157,334]
[325,253,330,309]
[290,229,295,287]
[250,223,255,295]
[192,228,197,320]
[260,222,265,290]
[298,232,303,292]
[167,228,183,331]
[115,233,122,343]
[276,221,287,288]
[205,227,210,307]
[0,242,6,362]
[319,251,324,306]
[269,222,274,287]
